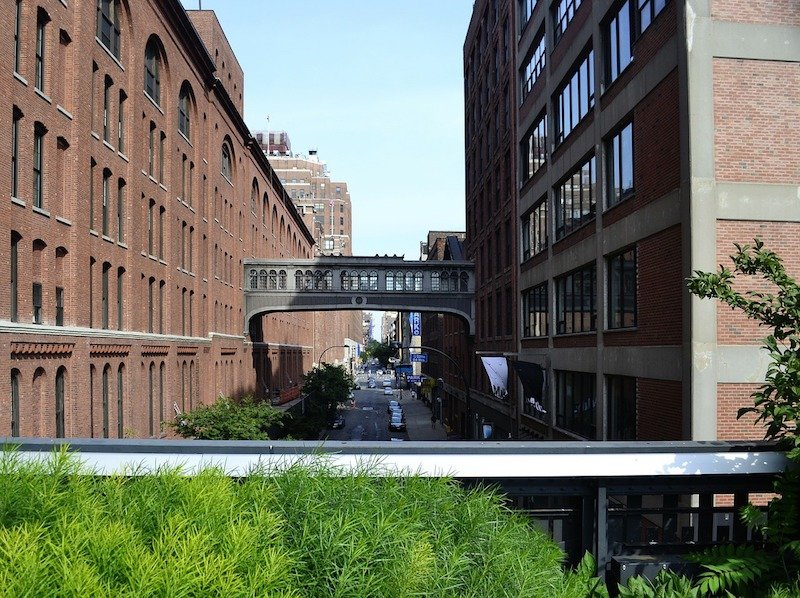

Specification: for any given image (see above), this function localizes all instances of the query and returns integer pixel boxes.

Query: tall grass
[0,449,596,597]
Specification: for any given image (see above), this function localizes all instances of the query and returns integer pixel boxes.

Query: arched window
[414,272,423,291]
[324,270,333,289]
[11,369,21,437]
[405,272,414,291]
[259,269,268,289]
[278,270,287,289]
[340,271,350,291]
[386,271,395,291]
[159,362,166,430]
[441,271,450,292]
[432,272,441,292]
[369,271,378,291]
[304,270,313,290]
[250,178,258,213]
[148,362,155,437]
[55,366,66,438]
[262,193,268,225]
[178,82,193,139]
[268,269,277,290]
[102,364,110,438]
[313,270,324,290]
[350,271,359,290]
[144,37,162,104]
[294,270,303,289]
[359,271,369,291]
[221,143,232,180]
[117,364,124,438]
[96,0,121,59]
[249,269,257,289]
[189,361,195,411]
[460,271,469,291]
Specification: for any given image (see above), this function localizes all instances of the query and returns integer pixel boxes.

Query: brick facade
[716,383,765,441]
[714,58,800,184]
[711,0,800,27]
[0,0,340,438]
[637,379,683,440]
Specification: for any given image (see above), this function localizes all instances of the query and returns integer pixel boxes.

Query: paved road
[321,373,448,442]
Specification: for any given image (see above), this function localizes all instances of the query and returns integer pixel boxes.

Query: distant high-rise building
[254,133,352,257]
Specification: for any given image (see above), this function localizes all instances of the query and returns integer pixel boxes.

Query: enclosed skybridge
[243,256,475,334]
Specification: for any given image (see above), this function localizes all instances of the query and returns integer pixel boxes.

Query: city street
[322,374,447,442]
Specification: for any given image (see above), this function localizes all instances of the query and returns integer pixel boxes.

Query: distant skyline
[181,1,473,259]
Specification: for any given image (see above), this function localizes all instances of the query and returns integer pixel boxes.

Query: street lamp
[318,344,350,368]
[390,342,473,440]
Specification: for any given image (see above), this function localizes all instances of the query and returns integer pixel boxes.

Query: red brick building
[1,1,327,438]
[466,0,800,440]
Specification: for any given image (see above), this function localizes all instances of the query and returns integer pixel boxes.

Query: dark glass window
[12,108,21,198]
[148,277,154,333]
[117,90,126,153]
[555,51,594,144]
[101,262,110,329]
[102,169,111,235]
[178,84,191,138]
[102,365,110,438]
[32,282,43,324]
[556,370,596,438]
[97,0,121,59]
[144,39,161,104]
[33,123,46,209]
[221,144,232,179]
[521,113,547,184]
[103,75,112,142]
[522,197,547,260]
[14,1,21,73]
[11,232,20,322]
[638,0,669,36]
[608,375,636,440]
[35,10,48,92]
[148,363,155,436]
[55,367,65,438]
[554,0,582,43]
[523,282,548,337]
[608,248,637,329]
[116,268,124,330]
[117,365,124,438]
[117,179,125,241]
[606,121,634,207]
[11,369,20,437]
[606,1,633,84]
[56,286,64,326]
[555,155,596,240]
[556,263,596,334]
[520,31,545,104]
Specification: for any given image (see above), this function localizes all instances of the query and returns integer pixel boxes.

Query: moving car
[367,379,377,389]
[382,379,392,387]
[388,413,406,432]
[331,413,345,429]
[387,400,400,413]
[383,387,394,396]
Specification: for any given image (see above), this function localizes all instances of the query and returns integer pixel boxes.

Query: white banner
[480,356,508,399]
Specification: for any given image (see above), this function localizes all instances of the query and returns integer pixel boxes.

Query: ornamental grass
[0,449,596,597]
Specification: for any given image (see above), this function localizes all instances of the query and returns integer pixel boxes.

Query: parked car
[382,379,392,387]
[388,413,406,432]
[330,413,345,429]
[387,400,399,413]
[367,379,377,389]
[383,387,394,396]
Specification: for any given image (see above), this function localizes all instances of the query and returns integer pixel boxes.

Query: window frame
[555,369,596,439]
[554,50,594,145]
[606,120,634,208]
[605,0,633,85]
[553,0,582,44]
[144,39,161,105]
[520,112,547,184]
[35,10,48,92]
[32,281,43,324]
[555,155,596,241]
[520,30,546,104]
[96,0,121,59]
[523,282,548,338]
[522,196,548,261]
[607,374,636,440]
[607,247,637,329]
[12,108,21,199]
[555,263,596,334]
[178,84,191,139]
[33,123,46,209]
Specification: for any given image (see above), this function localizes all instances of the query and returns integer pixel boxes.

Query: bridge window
[460,272,469,291]
[295,270,302,289]
[268,270,277,290]
[304,270,313,290]
[278,270,287,289]
[404,272,414,291]
[441,271,450,292]
[414,272,423,291]
[359,271,369,291]
[325,270,333,289]
[386,272,395,291]
[249,269,257,289]
[432,272,441,292]
[369,271,378,291]
[349,270,359,290]
[340,271,349,290]
[259,269,268,289]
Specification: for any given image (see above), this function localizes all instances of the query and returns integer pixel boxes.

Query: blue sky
[181,1,473,259]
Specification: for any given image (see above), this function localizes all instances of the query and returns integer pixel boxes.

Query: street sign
[410,353,428,363]
[406,375,422,382]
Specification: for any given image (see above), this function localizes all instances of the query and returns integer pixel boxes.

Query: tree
[279,364,354,439]
[686,239,800,595]
[170,395,286,440]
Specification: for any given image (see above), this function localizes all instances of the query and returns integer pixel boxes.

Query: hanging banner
[480,356,509,399]
[511,361,547,416]
[409,312,421,336]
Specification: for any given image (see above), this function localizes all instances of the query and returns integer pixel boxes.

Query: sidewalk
[401,393,448,441]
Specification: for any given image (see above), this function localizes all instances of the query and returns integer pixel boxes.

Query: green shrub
[170,394,286,440]
[0,450,595,597]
